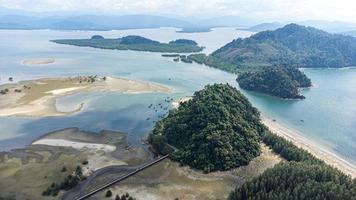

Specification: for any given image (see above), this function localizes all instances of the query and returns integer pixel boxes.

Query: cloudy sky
[1,0,356,22]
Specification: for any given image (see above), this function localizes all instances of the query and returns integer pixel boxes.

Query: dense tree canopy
[229,130,356,200]
[228,161,356,200]
[237,66,311,99]
[149,84,265,172]
[91,35,104,39]
[213,23,356,68]
[119,35,159,44]
[52,35,203,53]
[169,39,198,45]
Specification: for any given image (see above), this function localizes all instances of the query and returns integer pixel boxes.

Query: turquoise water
[0,29,355,167]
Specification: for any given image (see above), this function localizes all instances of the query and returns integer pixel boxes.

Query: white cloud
[1,0,356,22]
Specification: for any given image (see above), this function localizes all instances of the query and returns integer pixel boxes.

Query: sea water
[0,28,355,166]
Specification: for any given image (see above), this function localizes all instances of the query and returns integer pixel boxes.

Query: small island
[237,66,311,99]
[52,35,204,53]
[149,84,265,172]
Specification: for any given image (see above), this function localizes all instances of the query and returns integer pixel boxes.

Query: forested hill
[213,23,356,68]
[149,84,265,173]
[148,83,356,198]
[237,66,312,99]
[52,35,203,53]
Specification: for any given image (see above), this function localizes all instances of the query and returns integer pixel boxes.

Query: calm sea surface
[0,28,355,166]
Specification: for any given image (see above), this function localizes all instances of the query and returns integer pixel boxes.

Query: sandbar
[0,76,172,117]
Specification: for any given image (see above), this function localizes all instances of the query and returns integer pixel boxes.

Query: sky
[1,0,356,22]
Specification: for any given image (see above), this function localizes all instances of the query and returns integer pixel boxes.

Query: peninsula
[183,24,356,99]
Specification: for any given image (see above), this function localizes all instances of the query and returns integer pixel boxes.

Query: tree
[105,190,112,198]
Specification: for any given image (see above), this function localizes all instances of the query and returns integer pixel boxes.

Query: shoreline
[0,76,172,117]
[262,116,356,178]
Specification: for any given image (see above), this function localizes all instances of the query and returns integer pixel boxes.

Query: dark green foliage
[42,166,84,196]
[161,54,180,57]
[169,39,198,45]
[0,88,9,95]
[237,66,311,99]
[228,161,356,200]
[213,23,356,68]
[105,190,112,197]
[262,130,320,163]
[91,35,104,39]
[229,129,356,200]
[115,193,136,200]
[52,35,203,53]
[149,84,265,172]
[120,35,159,44]
[187,53,238,73]
[180,55,193,63]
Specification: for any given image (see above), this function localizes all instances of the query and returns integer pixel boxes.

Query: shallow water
[0,28,356,167]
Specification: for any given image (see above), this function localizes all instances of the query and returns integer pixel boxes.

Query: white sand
[22,58,55,65]
[262,116,356,178]
[46,86,86,95]
[0,76,171,117]
[32,139,116,152]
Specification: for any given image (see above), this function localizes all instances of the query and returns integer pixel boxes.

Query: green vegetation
[149,84,265,172]
[229,130,356,200]
[0,88,9,95]
[262,131,320,163]
[105,190,113,197]
[91,35,104,39]
[42,166,84,196]
[52,35,203,53]
[237,66,311,99]
[115,193,136,200]
[169,39,198,45]
[187,53,238,73]
[180,55,193,63]
[213,23,356,68]
[186,24,356,99]
[228,161,356,200]
[161,54,180,57]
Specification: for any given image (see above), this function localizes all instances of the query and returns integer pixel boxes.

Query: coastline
[262,116,356,178]
[0,76,172,117]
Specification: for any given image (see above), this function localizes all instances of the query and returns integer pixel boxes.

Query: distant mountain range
[0,15,194,30]
[245,20,356,35]
[2,11,356,36]
[0,14,260,31]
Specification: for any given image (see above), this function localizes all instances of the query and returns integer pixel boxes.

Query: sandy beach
[32,139,117,152]
[0,76,171,117]
[262,116,356,178]
[22,58,55,65]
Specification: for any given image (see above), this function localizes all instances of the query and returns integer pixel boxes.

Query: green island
[237,66,312,99]
[52,35,203,53]
[213,23,356,68]
[149,84,264,173]
[149,83,356,199]
[181,24,356,99]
